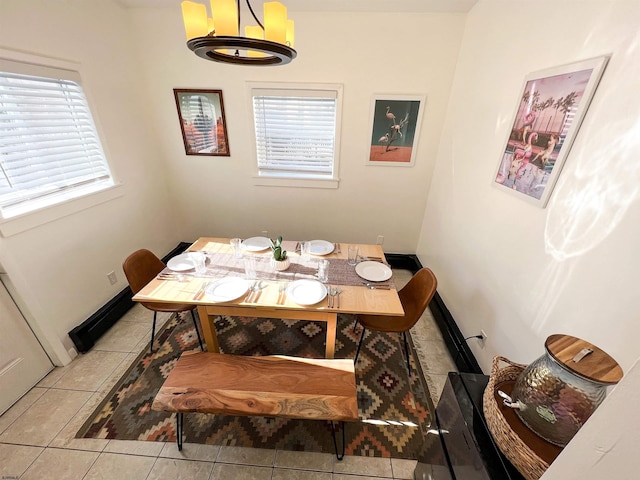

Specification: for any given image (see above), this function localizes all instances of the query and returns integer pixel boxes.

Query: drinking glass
[230,238,242,258]
[188,251,207,274]
[244,255,257,279]
[317,259,329,283]
[347,245,359,266]
[300,241,311,261]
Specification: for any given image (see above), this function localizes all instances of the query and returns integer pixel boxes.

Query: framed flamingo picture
[174,89,230,156]
[368,94,425,166]
[493,56,608,207]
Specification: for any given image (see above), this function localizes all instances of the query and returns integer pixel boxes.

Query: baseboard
[69,244,484,374]
[429,292,483,374]
[386,253,483,374]
[68,242,192,353]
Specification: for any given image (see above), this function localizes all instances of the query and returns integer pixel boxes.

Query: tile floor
[0,269,457,479]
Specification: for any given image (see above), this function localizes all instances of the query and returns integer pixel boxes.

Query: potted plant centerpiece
[270,236,291,271]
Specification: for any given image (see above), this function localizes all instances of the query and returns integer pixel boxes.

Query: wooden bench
[152,351,359,459]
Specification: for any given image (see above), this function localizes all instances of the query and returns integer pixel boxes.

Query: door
[0,278,53,415]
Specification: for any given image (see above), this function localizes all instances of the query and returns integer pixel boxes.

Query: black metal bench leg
[190,309,204,351]
[176,412,184,451]
[330,421,346,460]
[402,331,412,377]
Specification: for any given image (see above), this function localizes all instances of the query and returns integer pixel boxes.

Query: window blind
[0,66,113,216]
[252,88,338,178]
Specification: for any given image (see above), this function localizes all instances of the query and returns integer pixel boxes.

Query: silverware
[361,256,391,266]
[245,281,258,302]
[327,285,333,308]
[252,280,264,303]
[193,282,207,300]
[336,287,342,308]
[334,243,341,254]
[158,273,191,281]
[278,283,287,304]
[246,281,263,303]
[362,282,392,290]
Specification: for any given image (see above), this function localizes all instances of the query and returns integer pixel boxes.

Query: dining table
[132,237,405,359]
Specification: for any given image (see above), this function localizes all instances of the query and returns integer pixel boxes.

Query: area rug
[77,312,434,459]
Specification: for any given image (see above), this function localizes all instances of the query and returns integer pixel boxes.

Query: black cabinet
[414,373,524,480]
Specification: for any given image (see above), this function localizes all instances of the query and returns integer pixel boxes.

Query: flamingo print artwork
[385,106,396,123]
[509,132,538,181]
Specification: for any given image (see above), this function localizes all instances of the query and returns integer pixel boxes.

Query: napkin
[281,240,299,253]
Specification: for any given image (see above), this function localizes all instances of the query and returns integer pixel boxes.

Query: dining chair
[353,267,437,376]
[123,249,204,354]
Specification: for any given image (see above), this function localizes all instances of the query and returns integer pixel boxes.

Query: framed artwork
[173,89,230,156]
[368,94,425,166]
[493,56,608,207]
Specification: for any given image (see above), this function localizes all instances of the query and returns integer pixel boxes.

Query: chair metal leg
[330,421,347,460]
[150,311,157,354]
[402,332,412,377]
[352,318,359,333]
[190,309,204,351]
[175,412,183,451]
[354,328,366,365]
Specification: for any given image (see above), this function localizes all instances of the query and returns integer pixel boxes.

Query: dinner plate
[355,261,393,282]
[167,253,194,272]
[286,279,327,305]
[241,236,271,252]
[308,240,335,256]
[204,277,250,302]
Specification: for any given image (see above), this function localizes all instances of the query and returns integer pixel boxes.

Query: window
[251,83,342,187]
[0,58,114,219]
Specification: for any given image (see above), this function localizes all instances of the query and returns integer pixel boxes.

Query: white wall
[418,0,640,475]
[128,7,466,252]
[0,0,178,362]
[419,0,640,371]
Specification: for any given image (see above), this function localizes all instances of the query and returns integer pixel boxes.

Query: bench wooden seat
[152,351,359,459]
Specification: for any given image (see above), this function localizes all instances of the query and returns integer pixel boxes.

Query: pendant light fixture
[181,0,296,66]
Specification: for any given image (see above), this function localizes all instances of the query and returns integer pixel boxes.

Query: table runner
[167,241,394,288]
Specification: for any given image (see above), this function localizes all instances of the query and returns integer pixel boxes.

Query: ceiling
[116,0,478,14]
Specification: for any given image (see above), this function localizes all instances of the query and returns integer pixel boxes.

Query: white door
[0,279,53,415]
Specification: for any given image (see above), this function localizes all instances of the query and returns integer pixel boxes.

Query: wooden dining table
[132,237,405,359]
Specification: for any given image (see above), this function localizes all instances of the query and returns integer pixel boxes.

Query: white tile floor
[0,269,457,479]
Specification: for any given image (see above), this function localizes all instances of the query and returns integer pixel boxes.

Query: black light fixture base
[187,36,297,65]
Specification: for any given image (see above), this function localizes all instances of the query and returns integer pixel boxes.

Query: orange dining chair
[354,268,437,376]
[123,249,204,354]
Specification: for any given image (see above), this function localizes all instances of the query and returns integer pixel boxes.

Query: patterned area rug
[77,312,434,459]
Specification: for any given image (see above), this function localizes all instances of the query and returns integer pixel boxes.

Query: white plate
[167,253,194,272]
[204,277,250,302]
[286,279,327,305]
[241,236,271,252]
[355,261,393,282]
[308,240,335,256]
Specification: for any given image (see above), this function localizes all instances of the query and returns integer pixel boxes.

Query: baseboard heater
[69,245,483,373]
[68,242,192,353]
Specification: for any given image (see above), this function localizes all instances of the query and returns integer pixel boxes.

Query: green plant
[270,236,288,261]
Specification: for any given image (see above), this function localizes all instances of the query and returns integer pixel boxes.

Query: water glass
[188,251,207,274]
[317,259,329,283]
[230,237,242,258]
[300,241,311,261]
[347,245,359,266]
[244,255,257,279]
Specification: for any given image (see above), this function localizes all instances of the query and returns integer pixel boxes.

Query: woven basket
[483,356,549,480]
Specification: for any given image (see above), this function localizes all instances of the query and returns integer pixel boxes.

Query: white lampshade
[181,1,208,40]
[264,2,287,44]
[211,0,238,36]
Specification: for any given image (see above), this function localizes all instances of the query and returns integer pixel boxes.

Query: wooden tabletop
[133,237,404,318]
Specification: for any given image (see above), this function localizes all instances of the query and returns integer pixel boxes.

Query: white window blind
[0,60,113,218]
[252,87,339,179]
